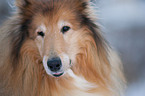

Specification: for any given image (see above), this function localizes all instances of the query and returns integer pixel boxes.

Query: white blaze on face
[35,24,47,57]
[43,56,52,76]
[59,53,70,71]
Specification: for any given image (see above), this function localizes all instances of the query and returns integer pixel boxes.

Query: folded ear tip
[84,0,90,2]
[15,0,32,7]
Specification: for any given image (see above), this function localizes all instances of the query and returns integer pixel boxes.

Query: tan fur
[0,0,126,96]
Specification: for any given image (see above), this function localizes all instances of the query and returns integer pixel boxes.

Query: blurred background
[0,0,145,96]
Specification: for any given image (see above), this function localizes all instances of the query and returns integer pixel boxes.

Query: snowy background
[93,0,145,96]
[0,0,145,96]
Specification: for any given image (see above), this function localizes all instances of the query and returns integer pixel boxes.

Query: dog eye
[37,31,45,37]
[61,26,70,33]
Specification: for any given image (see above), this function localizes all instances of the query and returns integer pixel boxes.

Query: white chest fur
[66,69,102,96]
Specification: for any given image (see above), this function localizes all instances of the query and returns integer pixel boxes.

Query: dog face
[33,13,77,77]
[19,0,90,77]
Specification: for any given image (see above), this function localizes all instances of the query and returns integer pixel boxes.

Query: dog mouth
[52,72,64,77]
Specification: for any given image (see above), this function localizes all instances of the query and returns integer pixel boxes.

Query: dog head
[13,0,107,78]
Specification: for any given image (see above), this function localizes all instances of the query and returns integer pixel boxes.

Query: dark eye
[61,26,70,33]
[37,31,45,37]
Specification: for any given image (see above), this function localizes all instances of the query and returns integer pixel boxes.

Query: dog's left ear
[15,0,33,8]
[85,0,90,1]
[82,0,90,2]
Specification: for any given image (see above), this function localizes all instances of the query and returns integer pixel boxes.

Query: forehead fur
[18,0,88,16]
[18,0,90,30]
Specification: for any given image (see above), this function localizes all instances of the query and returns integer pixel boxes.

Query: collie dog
[0,0,125,96]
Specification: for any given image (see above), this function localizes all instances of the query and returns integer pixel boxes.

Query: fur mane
[0,0,125,96]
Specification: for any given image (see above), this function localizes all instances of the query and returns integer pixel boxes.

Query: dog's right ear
[16,0,33,8]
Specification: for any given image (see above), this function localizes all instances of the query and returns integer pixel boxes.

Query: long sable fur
[0,0,126,96]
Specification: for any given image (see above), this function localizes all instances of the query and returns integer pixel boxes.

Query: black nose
[47,57,62,72]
